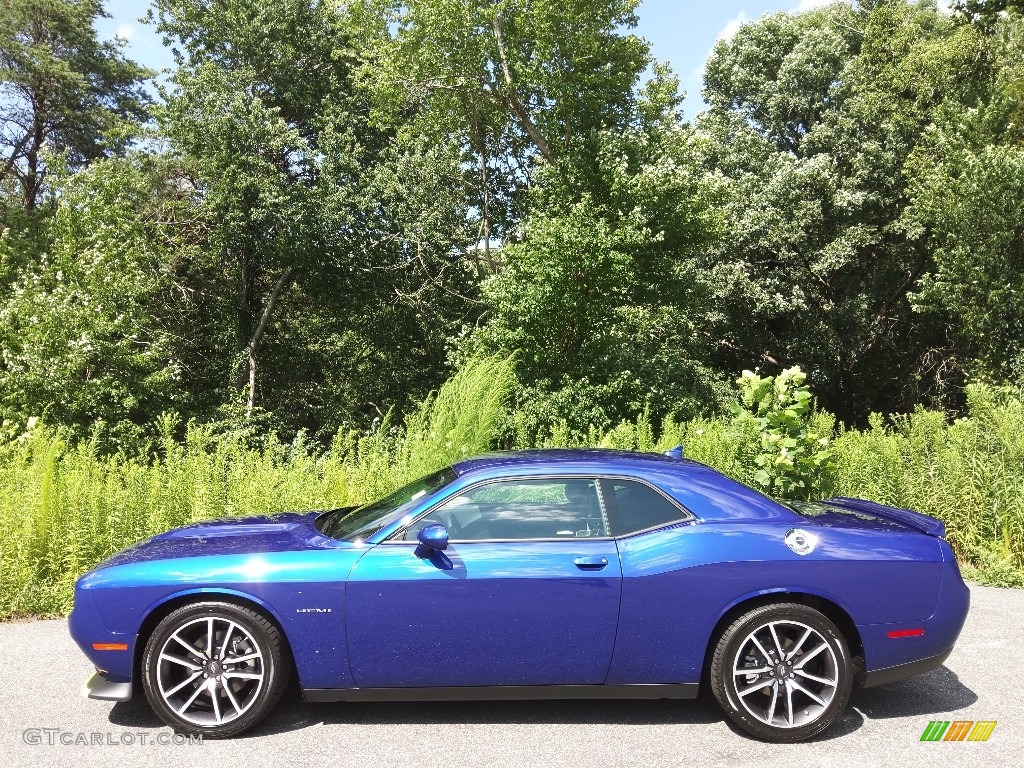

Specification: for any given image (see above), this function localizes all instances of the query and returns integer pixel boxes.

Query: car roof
[451,449,796,523]
[452,448,698,473]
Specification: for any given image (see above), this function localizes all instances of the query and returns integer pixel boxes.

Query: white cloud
[717,10,750,44]
[690,11,750,82]
[115,23,136,41]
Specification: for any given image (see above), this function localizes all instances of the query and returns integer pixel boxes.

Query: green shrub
[731,367,835,500]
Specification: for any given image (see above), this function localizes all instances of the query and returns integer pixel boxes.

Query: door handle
[574,556,609,570]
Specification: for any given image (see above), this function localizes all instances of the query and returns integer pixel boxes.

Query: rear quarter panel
[607,521,944,685]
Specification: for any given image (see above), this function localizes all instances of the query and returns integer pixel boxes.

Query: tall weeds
[0,356,515,618]
[1,367,1022,620]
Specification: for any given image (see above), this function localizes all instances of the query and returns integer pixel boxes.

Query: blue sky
[94,0,841,119]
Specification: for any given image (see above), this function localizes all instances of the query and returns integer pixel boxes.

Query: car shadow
[848,665,977,719]
[107,664,977,741]
[249,695,727,737]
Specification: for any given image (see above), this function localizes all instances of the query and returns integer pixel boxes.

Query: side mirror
[416,522,449,551]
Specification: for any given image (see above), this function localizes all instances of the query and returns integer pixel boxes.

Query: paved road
[0,583,1019,768]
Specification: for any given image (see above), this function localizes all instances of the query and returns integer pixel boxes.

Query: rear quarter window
[600,478,687,536]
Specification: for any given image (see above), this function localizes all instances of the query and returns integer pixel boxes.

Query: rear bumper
[861,648,952,688]
[82,670,133,702]
[858,549,969,678]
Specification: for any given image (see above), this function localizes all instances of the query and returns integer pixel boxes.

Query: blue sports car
[70,449,969,742]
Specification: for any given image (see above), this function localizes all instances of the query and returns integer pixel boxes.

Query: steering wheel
[438,511,464,538]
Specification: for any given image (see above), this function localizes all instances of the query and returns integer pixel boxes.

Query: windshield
[316,466,459,542]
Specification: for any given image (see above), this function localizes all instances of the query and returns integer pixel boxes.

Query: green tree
[700,0,988,421]
[0,156,198,447]
[906,9,1024,380]
[475,71,730,438]
[151,0,476,437]
[0,0,149,212]
[362,0,651,273]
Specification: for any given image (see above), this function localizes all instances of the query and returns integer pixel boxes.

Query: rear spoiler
[824,497,946,539]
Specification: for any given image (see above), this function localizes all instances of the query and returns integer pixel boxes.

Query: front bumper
[82,670,133,702]
[69,583,136,684]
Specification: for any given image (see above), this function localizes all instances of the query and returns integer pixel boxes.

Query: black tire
[141,601,290,738]
[710,602,852,743]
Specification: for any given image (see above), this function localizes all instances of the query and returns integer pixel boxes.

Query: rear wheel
[710,603,852,742]
[141,601,290,738]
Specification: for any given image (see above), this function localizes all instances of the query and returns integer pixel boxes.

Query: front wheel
[141,601,290,738]
[710,603,852,742]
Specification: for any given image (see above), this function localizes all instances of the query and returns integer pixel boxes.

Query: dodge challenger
[69,448,969,742]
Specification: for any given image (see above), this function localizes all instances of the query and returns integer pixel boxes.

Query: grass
[0,355,516,618]
[1,364,1022,620]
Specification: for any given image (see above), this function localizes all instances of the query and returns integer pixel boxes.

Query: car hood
[93,510,350,568]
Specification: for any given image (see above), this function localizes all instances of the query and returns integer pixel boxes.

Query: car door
[345,477,623,688]
[597,477,702,685]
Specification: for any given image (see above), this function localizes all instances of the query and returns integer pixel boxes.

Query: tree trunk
[232,265,296,414]
[491,11,556,164]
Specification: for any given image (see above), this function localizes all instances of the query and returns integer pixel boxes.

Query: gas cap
[785,528,817,555]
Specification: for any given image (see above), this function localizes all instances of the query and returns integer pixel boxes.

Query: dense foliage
[2,0,1024,604]
[3,0,1023,445]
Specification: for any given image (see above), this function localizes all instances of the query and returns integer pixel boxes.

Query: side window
[600,479,686,536]
[403,478,606,541]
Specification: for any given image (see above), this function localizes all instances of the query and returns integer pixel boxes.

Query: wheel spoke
[793,642,828,668]
[765,681,779,725]
[787,627,813,661]
[223,670,262,681]
[218,622,235,659]
[789,678,827,707]
[206,618,215,658]
[750,635,774,664]
[210,682,222,724]
[737,680,771,698]
[768,623,786,658]
[734,666,772,677]
[795,668,835,686]
[160,653,200,671]
[221,679,242,714]
[164,671,202,697]
[177,683,205,715]
[225,651,261,664]
[784,681,795,726]
[171,633,203,658]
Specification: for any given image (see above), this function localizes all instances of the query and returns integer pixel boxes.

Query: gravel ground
[0,582,1019,768]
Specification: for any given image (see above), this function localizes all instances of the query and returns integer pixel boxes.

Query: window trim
[382,473,695,544]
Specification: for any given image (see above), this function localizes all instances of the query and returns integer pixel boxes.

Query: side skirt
[303,683,699,703]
